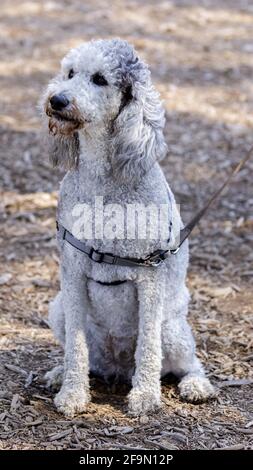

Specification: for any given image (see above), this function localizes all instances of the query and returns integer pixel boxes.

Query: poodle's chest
[86,278,138,334]
[58,175,168,259]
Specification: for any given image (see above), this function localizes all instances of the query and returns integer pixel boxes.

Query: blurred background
[0,0,252,450]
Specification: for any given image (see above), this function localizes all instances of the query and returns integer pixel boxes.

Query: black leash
[177,146,253,251]
[57,147,252,268]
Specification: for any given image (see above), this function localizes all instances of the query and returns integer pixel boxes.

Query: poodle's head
[44,38,167,181]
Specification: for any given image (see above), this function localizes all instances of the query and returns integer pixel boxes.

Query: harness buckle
[89,248,104,263]
[143,250,167,267]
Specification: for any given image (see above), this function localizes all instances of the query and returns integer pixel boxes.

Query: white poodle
[43,38,215,417]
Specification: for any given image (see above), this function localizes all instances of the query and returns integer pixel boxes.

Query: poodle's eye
[92,72,108,86]
[68,69,75,79]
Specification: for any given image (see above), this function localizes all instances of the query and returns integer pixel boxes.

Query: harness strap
[56,221,171,267]
[91,279,127,286]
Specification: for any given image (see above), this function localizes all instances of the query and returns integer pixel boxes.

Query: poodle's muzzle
[45,95,85,136]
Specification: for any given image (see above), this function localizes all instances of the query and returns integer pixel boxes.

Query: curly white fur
[43,38,215,417]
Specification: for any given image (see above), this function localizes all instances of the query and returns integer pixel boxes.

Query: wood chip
[49,429,73,441]
[108,426,133,435]
[139,416,149,424]
[161,431,187,444]
[218,378,253,388]
[32,394,52,402]
[0,412,7,422]
[25,419,44,427]
[236,428,253,435]
[4,364,28,377]
[25,371,36,388]
[10,394,20,412]
[215,444,245,450]
[204,286,234,298]
[0,273,12,285]
[55,419,91,428]
[244,354,253,362]
[32,278,51,288]
[144,438,179,450]
[110,444,146,450]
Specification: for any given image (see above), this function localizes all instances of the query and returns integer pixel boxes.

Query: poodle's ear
[47,131,80,170]
[110,73,167,185]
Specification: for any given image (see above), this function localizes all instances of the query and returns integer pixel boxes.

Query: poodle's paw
[178,374,216,403]
[44,365,64,391]
[127,387,162,416]
[54,385,90,417]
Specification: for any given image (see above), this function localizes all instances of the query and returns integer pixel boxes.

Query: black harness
[56,220,176,268]
[57,148,252,273]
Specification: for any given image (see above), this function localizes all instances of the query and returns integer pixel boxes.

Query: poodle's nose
[50,94,69,111]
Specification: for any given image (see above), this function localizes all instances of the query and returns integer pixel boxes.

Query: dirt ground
[0,0,253,450]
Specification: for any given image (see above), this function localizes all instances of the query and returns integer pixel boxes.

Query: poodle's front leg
[128,272,164,415]
[54,270,90,417]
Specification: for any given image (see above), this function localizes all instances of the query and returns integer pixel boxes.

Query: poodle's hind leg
[44,292,65,390]
[162,295,216,403]
[48,292,65,347]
